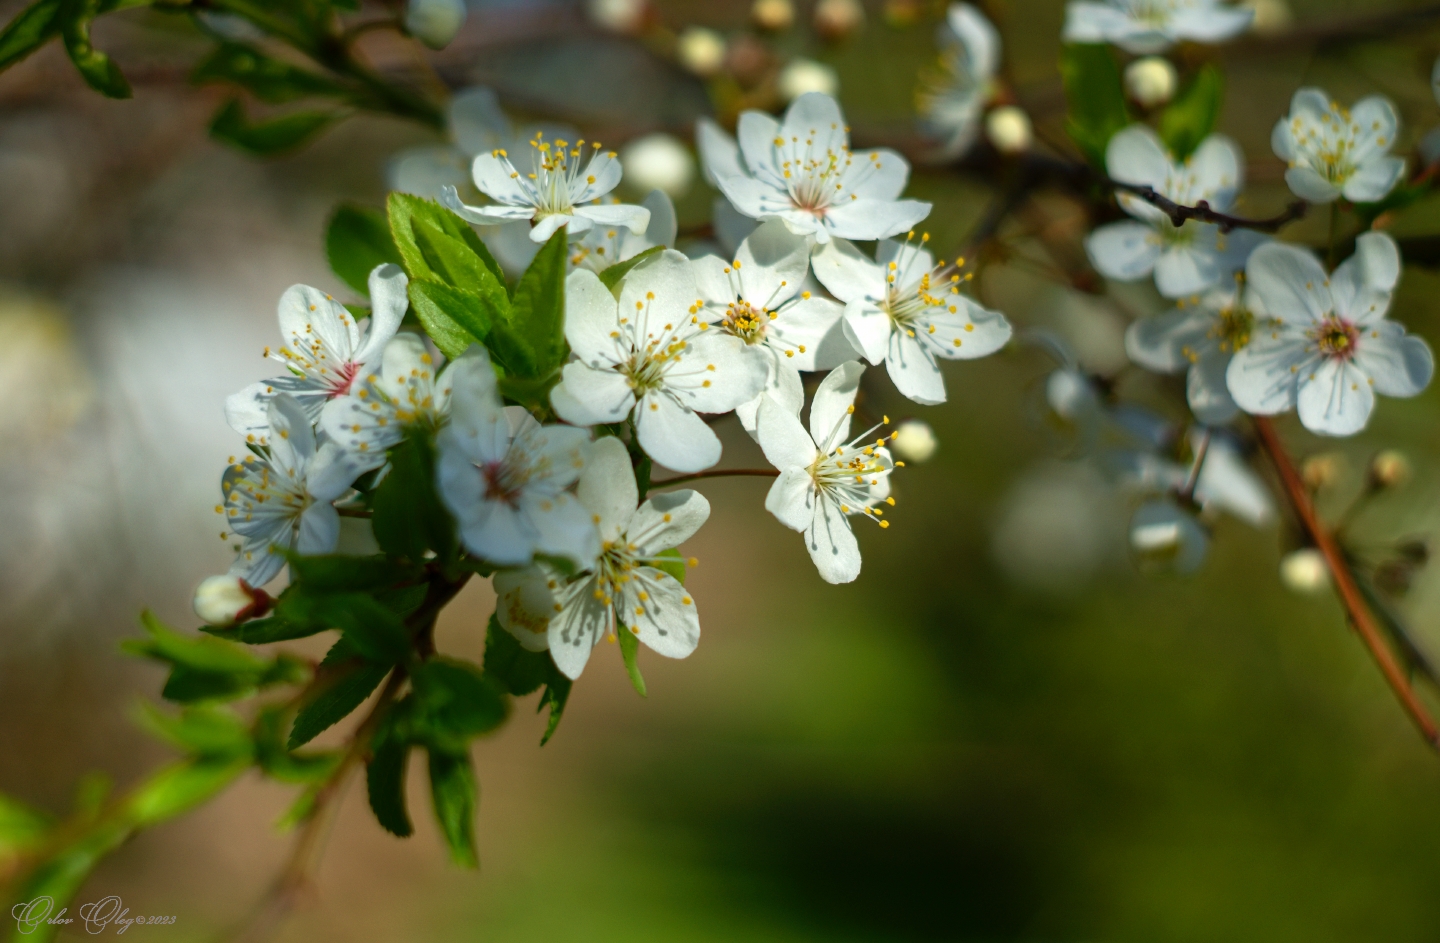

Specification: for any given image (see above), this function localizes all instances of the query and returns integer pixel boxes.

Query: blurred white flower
[677,26,727,77]
[755,363,895,584]
[193,574,268,626]
[1106,426,1273,527]
[588,0,648,33]
[1129,499,1209,574]
[991,462,1118,593]
[752,0,795,30]
[621,133,695,197]
[1280,547,1329,594]
[1370,449,1411,488]
[1085,125,1262,299]
[1063,0,1253,54]
[917,3,1000,160]
[1242,0,1291,34]
[1272,88,1406,204]
[812,234,1012,404]
[404,0,466,49]
[985,106,1032,154]
[890,419,937,462]
[1228,233,1433,437]
[778,60,840,102]
[1124,56,1177,108]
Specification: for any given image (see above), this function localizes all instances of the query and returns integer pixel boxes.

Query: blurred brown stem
[649,468,780,489]
[1252,415,1440,752]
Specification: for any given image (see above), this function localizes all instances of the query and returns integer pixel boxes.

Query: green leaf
[598,244,663,291]
[481,614,550,696]
[538,674,571,746]
[616,622,648,697]
[326,204,404,297]
[1060,44,1130,168]
[506,226,569,376]
[496,370,561,411]
[288,660,392,749]
[0,793,53,855]
[192,41,347,104]
[254,706,340,783]
[427,749,478,867]
[127,755,250,827]
[410,657,508,751]
[127,611,305,702]
[387,192,506,288]
[135,703,253,759]
[60,0,130,99]
[366,730,413,837]
[209,97,337,156]
[1157,65,1223,162]
[294,592,411,665]
[0,0,62,72]
[407,279,491,360]
[414,219,508,300]
[654,548,687,584]
[210,610,322,645]
[371,434,457,565]
[285,552,423,593]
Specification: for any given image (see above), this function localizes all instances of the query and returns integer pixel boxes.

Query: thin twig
[1253,416,1440,751]
[649,468,780,489]
[1179,428,1212,500]
[1107,182,1309,235]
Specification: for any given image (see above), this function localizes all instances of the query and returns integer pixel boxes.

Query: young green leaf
[1157,65,1224,162]
[285,552,424,593]
[60,0,130,99]
[427,749,478,867]
[481,615,550,696]
[254,706,341,784]
[410,658,508,751]
[366,729,413,837]
[387,192,506,288]
[307,593,412,665]
[616,623,648,698]
[191,42,348,104]
[326,204,404,297]
[371,433,457,566]
[1061,44,1130,168]
[414,219,508,300]
[209,98,338,156]
[0,793,52,855]
[654,548,687,584]
[126,611,271,675]
[538,674,571,745]
[135,703,253,759]
[408,279,492,359]
[128,755,251,826]
[288,660,392,749]
[0,0,62,72]
[507,226,569,376]
[597,244,663,291]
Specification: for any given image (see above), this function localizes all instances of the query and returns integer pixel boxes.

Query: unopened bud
[1130,500,1208,575]
[890,420,937,463]
[588,0,648,33]
[1301,453,1343,490]
[883,0,921,27]
[404,0,466,49]
[1124,56,1177,109]
[985,106,1032,154]
[677,26,727,77]
[751,0,794,31]
[193,574,271,627]
[621,133,695,197]
[1370,449,1411,488]
[813,0,864,41]
[778,59,839,102]
[1243,0,1291,34]
[1279,548,1329,595]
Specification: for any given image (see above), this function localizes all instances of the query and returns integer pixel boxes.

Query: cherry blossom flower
[1227,233,1433,437]
[755,362,896,584]
[550,249,767,472]
[566,189,677,274]
[811,234,1011,404]
[1063,0,1253,54]
[918,3,1001,159]
[226,264,408,444]
[1271,88,1406,204]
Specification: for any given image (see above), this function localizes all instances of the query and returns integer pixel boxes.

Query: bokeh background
[5,0,1440,939]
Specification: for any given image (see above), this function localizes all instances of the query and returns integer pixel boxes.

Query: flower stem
[1327,202,1342,270]
[648,468,781,489]
[1252,415,1440,751]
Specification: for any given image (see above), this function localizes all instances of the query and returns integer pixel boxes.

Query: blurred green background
[3,0,1440,939]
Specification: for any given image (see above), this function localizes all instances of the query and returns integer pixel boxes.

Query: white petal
[804,493,862,584]
[564,267,623,364]
[1355,324,1434,398]
[1106,125,1172,189]
[471,152,533,204]
[848,148,910,201]
[735,218,810,305]
[756,393,819,471]
[278,284,360,364]
[620,249,698,339]
[822,198,933,242]
[547,578,610,680]
[696,117,743,185]
[1226,331,1308,415]
[571,151,624,204]
[736,351,803,438]
[1343,156,1406,204]
[736,110,783,186]
[1154,243,1222,298]
[1284,167,1341,203]
[630,488,711,552]
[809,360,864,450]
[947,3,1000,78]
[640,189,678,247]
[1169,4,1252,42]
[574,202,651,235]
[524,491,601,566]
[765,466,816,532]
[691,254,734,306]
[621,569,699,660]
[1086,221,1161,282]
[841,302,891,365]
[1297,357,1375,437]
[886,329,946,405]
[441,186,535,226]
[353,264,408,364]
[494,565,555,652]
[1186,135,1243,208]
[267,393,317,473]
[635,392,721,473]
[769,295,851,371]
[295,502,340,557]
[811,238,884,304]
[530,213,576,243]
[550,362,636,426]
[1187,349,1240,424]
[1125,307,1208,374]
[1245,242,1331,325]
[673,333,768,414]
[578,436,638,543]
[306,441,363,501]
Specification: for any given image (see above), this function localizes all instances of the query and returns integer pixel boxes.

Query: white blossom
[493,437,710,679]
[1063,0,1253,54]
[812,234,1012,404]
[918,3,1000,159]
[566,189,677,274]
[1227,233,1434,437]
[550,250,767,472]
[404,0,465,49]
[441,133,650,244]
[777,60,840,102]
[701,93,930,244]
[225,265,408,444]
[1271,88,1406,204]
[1129,498,1209,573]
[985,107,1031,154]
[692,219,850,435]
[1105,426,1273,526]
[435,346,596,567]
[192,574,267,627]
[219,394,357,588]
[620,133,695,197]
[755,362,895,584]
[1086,125,1263,299]
[1124,56,1177,108]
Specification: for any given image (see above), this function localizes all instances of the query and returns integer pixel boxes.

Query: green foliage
[1157,65,1224,162]
[388,193,505,287]
[0,0,63,71]
[254,706,341,783]
[0,793,53,855]
[286,552,425,593]
[408,279,495,360]
[307,592,412,664]
[192,41,347,104]
[654,548,687,584]
[135,703,253,759]
[598,244,663,290]
[372,434,457,566]
[427,749,478,868]
[505,226,570,377]
[288,660,392,748]
[409,658,508,752]
[59,0,129,98]
[617,623,648,698]
[209,98,338,156]
[124,611,308,703]
[1061,44,1130,168]
[481,616,573,744]
[366,727,413,837]
[326,204,404,297]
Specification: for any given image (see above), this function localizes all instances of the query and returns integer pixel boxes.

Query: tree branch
[649,468,780,489]
[1107,182,1308,234]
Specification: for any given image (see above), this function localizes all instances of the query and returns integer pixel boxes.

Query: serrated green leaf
[372,433,457,566]
[192,41,347,104]
[299,592,411,664]
[410,657,508,751]
[1157,65,1223,162]
[0,0,62,72]
[427,749,478,867]
[414,219,508,301]
[1061,44,1130,168]
[387,192,506,287]
[254,706,341,783]
[407,279,490,360]
[481,614,550,696]
[289,660,392,749]
[209,97,337,156]
[598,244,663,290]
[326,204,404,297]
[616,622,647,698]
[366,730,413,837]
[507,226,569,377]
[285,551,424,593]
[128,755,250,826]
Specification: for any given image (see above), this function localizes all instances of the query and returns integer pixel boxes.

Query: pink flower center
[1311,316,1359,361]
[325,361,362,398]
[483,461,520,505]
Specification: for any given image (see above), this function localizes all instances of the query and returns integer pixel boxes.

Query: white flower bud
[1130,500,1208,575]
[193,574,269,627]
[588,0,648,33]
[752,0,794,31]
[1243,0,1292,34]
[677,26,727,77]
[1370,449,1411,488]
[404,0,466,49]
[1301,453,1343,491]
[1124,56,1177,109]
[621,133,696,197]
[1279,548,1330,595]
[985,106,1032,154]
[890,420,937,463]
[777,59,839,102]
[813,0,864,41]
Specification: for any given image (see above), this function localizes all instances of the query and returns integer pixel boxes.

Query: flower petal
[1283,167,1341,203]
[564,267,623,365]
[548,577,610,679]
[1355,323,1434,398]
[770,295,851,371]
[630,488,711,551]
[1154,242,1222,298]
[621,568,699,660]
[805,493,862,584]
[842,302,890,365]
[1296,357,1375,437]
[550,362,636,426]
[494,565,555,652]
[735,218,810,305]
[822,198,933,242]
[295,502,340,557]
[635,392,721,473]
[441,186,535,225]
[765,465,816,532]
[697,117,744,185]
[1085,221,1161,282]
[578,436,638,543]
[809,360,864,450]
[1187,348,1240,424]
[757,393,819,471]
[811,238,884,305]
[1245,242,1331,325]
[1226,330,1309,415]
[1125,307,1209,374]
[1342,155,1406,204]
[673,333,768,414]
[574,201,650,235]
[886,327,947,405]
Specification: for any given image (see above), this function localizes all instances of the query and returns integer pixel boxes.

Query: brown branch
[649,468,780,489]
[1252,415,1440,752]
[1107,182,1308,234]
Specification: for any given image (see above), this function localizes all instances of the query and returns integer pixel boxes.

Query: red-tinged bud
[193,574,272,627]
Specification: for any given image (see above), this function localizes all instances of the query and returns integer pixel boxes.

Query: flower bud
[1130,500,1208,575]
[890,420,937,463]
[813,0,864,41]
[751,0,794,31]
[1279,548,1329,595]
[985,106,1032,154]
[1301,453,1343,491]
[778,59,839,102]
[193,574,271,627]
[621,133,696,197]
[1243,0,1292,34]
[404,0,466,49]
[883,0,921,28]
[677,26,727,77]
[588,0,648,34]
[1124,56,1177,109]
[1370,449,1411,489]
